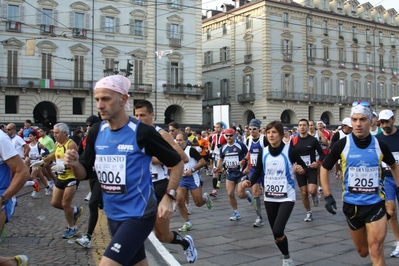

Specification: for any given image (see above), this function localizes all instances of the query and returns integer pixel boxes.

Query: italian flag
[40,79,54,88]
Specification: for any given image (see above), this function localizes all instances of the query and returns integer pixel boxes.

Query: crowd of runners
[1,76,399,266]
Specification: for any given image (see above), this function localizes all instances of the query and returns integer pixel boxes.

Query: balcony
[73,28,87,38]
[244,54,252,64]
[283,53,292,62]
[307,57,315,64]
[169,38,181,48]
[380,66,385,73]
[163,85,203,99]
[393,68,398,77]
[7,21,21,32]
[323,59,331,67]
[237,93,255,103]
[131,83,152,96]
[353,63,359,70]
[40,24,54,35]
[367,64,373,72]
[339,61,346,69]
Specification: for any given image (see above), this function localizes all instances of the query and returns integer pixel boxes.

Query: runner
[209,122,227,196]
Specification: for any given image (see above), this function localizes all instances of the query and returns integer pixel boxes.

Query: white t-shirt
[10,134,26,158]
[0,131,18,164]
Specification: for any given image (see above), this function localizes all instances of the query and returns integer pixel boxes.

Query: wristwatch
[191,167,196,173]
[166,189,176,200]
[0,195,8,205]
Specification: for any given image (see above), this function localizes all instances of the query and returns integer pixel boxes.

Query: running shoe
[282,257,294,266]
[311,194,319,207]
[84,192,92,201]
[62,227,76,239]
[178,222,193,232]
[253,217,264,227]
[390,242,399,257]
[48,179,55,189]
[13,255,29,266]
[186,203,192,215]
[304,211,313,222]
[31,191,39,198]
[209,189,217,197]
[32,179,40,192]
[73,206,84,225]
[229,211,241,221]
[203,193,213,210]
[216,181,221,189]
[173,202,177,212]
[76,234,92,248]
[45,188,52,196]
[246,190,253,205]
[183,235,198,263]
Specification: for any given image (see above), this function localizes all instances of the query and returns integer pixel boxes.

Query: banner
[213,105,230,129]
[40,79,54,88]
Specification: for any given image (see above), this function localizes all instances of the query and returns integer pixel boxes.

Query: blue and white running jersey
[247,137,266,176]
[94,118,154,221]
[220,141,248,179]
[151,126,169,183]
[341,134,385,205]
[261,143,296,202]
[0,131,16,191]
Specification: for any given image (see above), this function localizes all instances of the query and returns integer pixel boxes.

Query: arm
[2,155,30,200]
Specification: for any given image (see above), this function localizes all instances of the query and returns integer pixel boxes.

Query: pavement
[0,170,398,266]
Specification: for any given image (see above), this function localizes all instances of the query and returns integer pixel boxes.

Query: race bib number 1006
[95,155,127,194]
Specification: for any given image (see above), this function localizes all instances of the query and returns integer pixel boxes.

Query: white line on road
[148,231,182,266]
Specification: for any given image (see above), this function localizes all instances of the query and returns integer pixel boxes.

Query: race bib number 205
[95,155,127,194]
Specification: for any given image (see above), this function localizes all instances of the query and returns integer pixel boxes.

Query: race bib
[300,155,311,167]
[95,155,127,194]
[347,166,379,194]
[250,153,258,167]
[264,175,288,198]
[224,155,239,168]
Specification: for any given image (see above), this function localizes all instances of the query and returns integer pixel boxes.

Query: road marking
[148,231,181,266]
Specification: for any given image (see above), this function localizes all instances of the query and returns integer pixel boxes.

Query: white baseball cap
[378,110,394,121]
[341,117,352,128]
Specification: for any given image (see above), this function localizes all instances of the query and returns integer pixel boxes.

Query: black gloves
[325,195,337,215]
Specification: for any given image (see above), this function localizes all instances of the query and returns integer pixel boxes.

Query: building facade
[202,0,399,127]
[0,0,203,128]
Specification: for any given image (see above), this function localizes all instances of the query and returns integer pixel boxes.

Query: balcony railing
[323,59,331,67]
[169,38,181,48]
[0,77,92,91]
[353,63,359,70]
[131,83,152,95]
[7,21,21,32]
[40,24,54,34]
[163,86,203,97]
[283,53,292,62]
[244,54,252,64]
[237,93,255,103]
[307,57,315,64]
[265,91,399,107]
[73,28,87,38]
[339,61,346,69]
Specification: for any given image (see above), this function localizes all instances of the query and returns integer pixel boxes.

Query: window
[204,51,212,65]
[220,47,230,61]
[283,13,289,28]
[339,80,344,95]
[379,31,383,44]
[246,40,252,55]
[135,0,143,5]
[379,54,384,67]
[206,28,211,40]
[306,17,312,32]
[364,9,369,17]
[323,21,328,36]
[75,12,84,29]
[244,74,252,93]
[351,5,356,14]
[74,55,84,88]
[323,77,330,94]
[308,76,314,91]
[308,43,315,63]
[171,24,179,39]
[352,27,357,40]
[366,81,372,97]
[322,0,327,9]
[170,0,179,9]
[283,73,292,92]
[324,46,329,59]
[205,82,213,98]
[352,50,358,63]
[392,84,397,98]
[338,24,343,37]
[377,12,383,23]
[220,79,229,103]
[246,15,252,30]
[5,96,18,114]
[41,53,52,79]
[391,55,396,68]
[366,29,370,43]
[73,98,84,115]
[337,1,342,10]
[105,17,114,33]
[222,23,227,35]
[170,62,181,85]
[42,9,53,25]
[365,52,371,65]
[353,80,359,96]
[7,50,18,85]
[379,83,385,98]
[390,14,394,25]
[391,34,395,46]
[8,5,19,21]
[133,59,144,86]
[338,48,345,62]
[134,20,143,36]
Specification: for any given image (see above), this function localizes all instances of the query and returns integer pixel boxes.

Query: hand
[212,167,220,173]
[242,167,250,175]
[241,179,251,188]
[51,163,64,172]
[294,163,305,175]
[158,195,174,220]
[325,195,337,215]
[64,149,80,168]
[31,160,44,169]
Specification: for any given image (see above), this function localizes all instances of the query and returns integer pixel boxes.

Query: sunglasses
[225,134,234,137]
[6,128,13,131]
[352,101,371,108]
[248,127,258,131]
[86,124,92,127]
[169,129,175,132]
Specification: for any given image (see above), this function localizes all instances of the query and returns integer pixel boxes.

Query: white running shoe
[246,190,254,205]
[229,211,241,221]
[76,234,92,248]
[183,235,198,263]
[48,179,55,189]
[13,255,29,266]
[31,191,39,199]
[390,242,399,257]
[84,192,92,201]
[45,188,52,196]
[253,217,264,227]
[282,257,294,266]
[304,211,313,222]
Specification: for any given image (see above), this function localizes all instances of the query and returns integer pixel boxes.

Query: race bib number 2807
[95,155,127,194]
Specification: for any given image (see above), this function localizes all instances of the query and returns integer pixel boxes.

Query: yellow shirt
[54,139,75,180]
